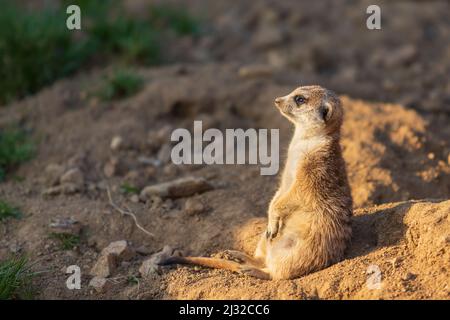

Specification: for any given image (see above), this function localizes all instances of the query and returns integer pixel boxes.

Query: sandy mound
[149,200,450,300]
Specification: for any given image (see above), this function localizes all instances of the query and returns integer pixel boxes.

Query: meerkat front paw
[266,217,281,240]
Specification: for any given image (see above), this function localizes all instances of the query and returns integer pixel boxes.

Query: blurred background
[1,0,449,112]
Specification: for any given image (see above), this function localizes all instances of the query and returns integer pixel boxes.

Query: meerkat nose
[275,97,282,106]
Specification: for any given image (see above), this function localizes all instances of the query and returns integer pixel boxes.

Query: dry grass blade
[106,186,155,238]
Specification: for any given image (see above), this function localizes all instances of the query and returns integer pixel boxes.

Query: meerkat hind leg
[224,250,265,267]
[239,265,271,280]
[254,233,268,261]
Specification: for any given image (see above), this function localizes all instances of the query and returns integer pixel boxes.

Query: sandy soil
[0,0,449,299]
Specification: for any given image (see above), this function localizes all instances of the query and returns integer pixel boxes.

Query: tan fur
[159,85,353,280]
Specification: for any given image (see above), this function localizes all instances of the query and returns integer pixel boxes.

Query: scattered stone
[130,194,140,203]
[60,168,84,188]
[390,256,402,268]
[65,250,79,259]
[124,170,147,189]
[137,156,161,167]
[148,195,163,210]
[63,183,81,194]
[87,182,97,193]
[43,165,85,195]
[195,113,217,131]
[103,157,122,178]
[67,153,87,169]
[140,177,213,200]
[42,186,61,196]
[90,253,117,278]
[184,198,207,215]
[96,180,108,191]
[427,152,435,160]
[101,240,135,261]
[42,183,80,196]
[148,125,173,150]
[144,166,157,178]
[90,240,135,278]
[110,135,124,151]
[157,144,172,164]
[162,199,174,211]
[44,163,65,186]
[136,245,153,256]
[9,241,22,254]
[89,276,112,293]
[139,245,182,277]
[87,237,98,248]
[162,164,178,176]
[103,162,115,178]
[402,272,416,281]
[238,64,274,79]
[384,45,417,68]
[49,217,82,235]
[139,258,159,277]
[444,235,450,244]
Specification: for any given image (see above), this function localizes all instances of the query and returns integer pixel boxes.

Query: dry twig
[106,186,155,238]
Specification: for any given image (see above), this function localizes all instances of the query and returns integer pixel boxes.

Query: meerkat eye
[293,95,306,106]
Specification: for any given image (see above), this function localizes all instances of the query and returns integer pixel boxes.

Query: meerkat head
[274,85,343,137]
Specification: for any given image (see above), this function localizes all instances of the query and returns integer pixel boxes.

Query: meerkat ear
[320,102,333,122]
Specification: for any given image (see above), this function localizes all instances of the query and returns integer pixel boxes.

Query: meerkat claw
[266,219,280,240]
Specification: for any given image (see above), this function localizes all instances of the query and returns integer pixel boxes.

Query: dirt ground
[0,0,449,299]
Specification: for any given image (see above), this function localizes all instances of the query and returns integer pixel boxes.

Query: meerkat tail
[160,256,243,273]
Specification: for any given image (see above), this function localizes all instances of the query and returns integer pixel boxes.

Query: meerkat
[159,85,353,280]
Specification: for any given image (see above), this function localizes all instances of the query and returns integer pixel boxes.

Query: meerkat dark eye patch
[293,95,306,106]
[320,104,332,121]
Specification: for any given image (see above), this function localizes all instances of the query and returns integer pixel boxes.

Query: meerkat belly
[269,212,312,252]
[265,212,314,269]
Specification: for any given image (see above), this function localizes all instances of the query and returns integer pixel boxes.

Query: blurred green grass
[149,4,200,36]
[0,3,91,105]
[0,0,200,105]
[49,233,81,251]
[97,69,144,101]
[0,127,35,182]
[0,200,22,222]
[0,256,36,300]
